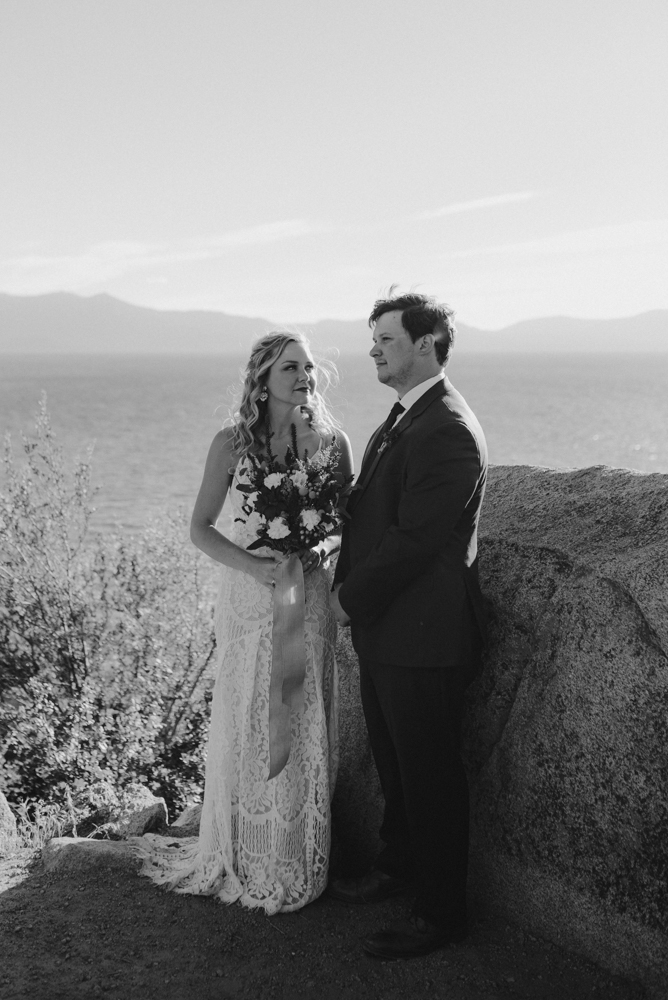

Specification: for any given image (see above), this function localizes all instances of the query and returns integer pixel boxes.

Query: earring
[259,387,268,402]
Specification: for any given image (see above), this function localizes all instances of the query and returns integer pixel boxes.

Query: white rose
[267,517,291,539]
[290,471,308,490]
[264,472,285,489]
[301,509,321,531]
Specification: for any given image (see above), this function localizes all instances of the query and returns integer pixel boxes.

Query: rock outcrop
[42,837,138,874]
[72,781,168,838]
[40,799,201,873]
[166,802,202,838]
[332,465,668,997]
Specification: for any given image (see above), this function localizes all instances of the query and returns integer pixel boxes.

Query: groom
[329,291,488,959]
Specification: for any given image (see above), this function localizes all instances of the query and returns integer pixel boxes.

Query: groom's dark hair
[368,288,456,367]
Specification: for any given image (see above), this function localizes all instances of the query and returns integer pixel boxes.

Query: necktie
[358,402,405,480]
[381,401,405,437]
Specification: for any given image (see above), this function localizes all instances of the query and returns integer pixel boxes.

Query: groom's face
[370,310,418,391]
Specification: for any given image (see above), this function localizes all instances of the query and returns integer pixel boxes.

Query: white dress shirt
[391,373,445,429]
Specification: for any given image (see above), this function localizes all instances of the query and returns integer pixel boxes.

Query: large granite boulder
[469,465,668,996]
[332,465,668,997]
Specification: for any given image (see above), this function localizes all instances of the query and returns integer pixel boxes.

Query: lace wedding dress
[132,456,339,914]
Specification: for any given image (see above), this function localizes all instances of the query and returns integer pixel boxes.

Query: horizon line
[1,288,668,333]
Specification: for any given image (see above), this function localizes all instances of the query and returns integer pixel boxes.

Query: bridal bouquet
[235,426,349,554]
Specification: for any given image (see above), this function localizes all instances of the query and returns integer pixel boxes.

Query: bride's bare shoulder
[331,428,352,449]
[206,426,241,469]
[211,425,235,448]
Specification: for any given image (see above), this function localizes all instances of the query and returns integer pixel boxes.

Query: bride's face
[264,342,316,407]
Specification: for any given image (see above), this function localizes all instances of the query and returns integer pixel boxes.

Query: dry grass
[0,799,66,858]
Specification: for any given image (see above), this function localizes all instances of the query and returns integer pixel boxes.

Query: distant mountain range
[1,291,667,354]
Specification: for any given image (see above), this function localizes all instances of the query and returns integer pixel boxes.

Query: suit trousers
[359,657,470,929]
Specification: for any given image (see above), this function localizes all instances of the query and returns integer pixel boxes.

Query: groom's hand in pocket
[330,584,351,626]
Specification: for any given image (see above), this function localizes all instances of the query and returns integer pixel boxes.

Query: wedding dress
[132,455,339,914]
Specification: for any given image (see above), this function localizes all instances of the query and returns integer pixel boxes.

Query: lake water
[1,353,667,532]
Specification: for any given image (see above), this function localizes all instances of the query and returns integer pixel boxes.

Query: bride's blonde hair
[229,331,341,457]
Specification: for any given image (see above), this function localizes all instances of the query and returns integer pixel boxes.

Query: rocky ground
[0,846,648,1000]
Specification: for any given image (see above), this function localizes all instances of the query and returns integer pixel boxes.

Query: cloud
[416,191,539,220]
[443,218,668,261]
[0,220,316,295]
[201,220,315,250]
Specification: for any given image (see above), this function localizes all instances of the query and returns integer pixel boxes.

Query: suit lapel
[358,424,385,475]
[394,377,449,437]
[349,378,449,509]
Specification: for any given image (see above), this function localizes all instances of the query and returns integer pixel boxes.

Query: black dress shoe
[362,915,468,959]
[328,869,415,904]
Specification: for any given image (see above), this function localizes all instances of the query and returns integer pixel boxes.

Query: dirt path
[0,849,647,1000]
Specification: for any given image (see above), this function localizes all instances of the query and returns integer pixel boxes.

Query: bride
[133,331,353,915]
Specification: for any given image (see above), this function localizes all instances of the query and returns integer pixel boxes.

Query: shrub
[0,398,218,822]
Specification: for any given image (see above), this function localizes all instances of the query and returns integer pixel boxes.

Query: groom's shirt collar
[393,373,445,426]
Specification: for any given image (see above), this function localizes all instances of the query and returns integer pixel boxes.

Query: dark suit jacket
[334,377,488,673]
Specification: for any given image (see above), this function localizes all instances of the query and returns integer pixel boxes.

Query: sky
[0,0,667,329]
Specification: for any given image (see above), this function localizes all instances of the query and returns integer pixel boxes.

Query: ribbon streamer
[268,552,306,779]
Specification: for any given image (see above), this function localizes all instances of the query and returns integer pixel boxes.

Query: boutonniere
[378,428,401,456]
